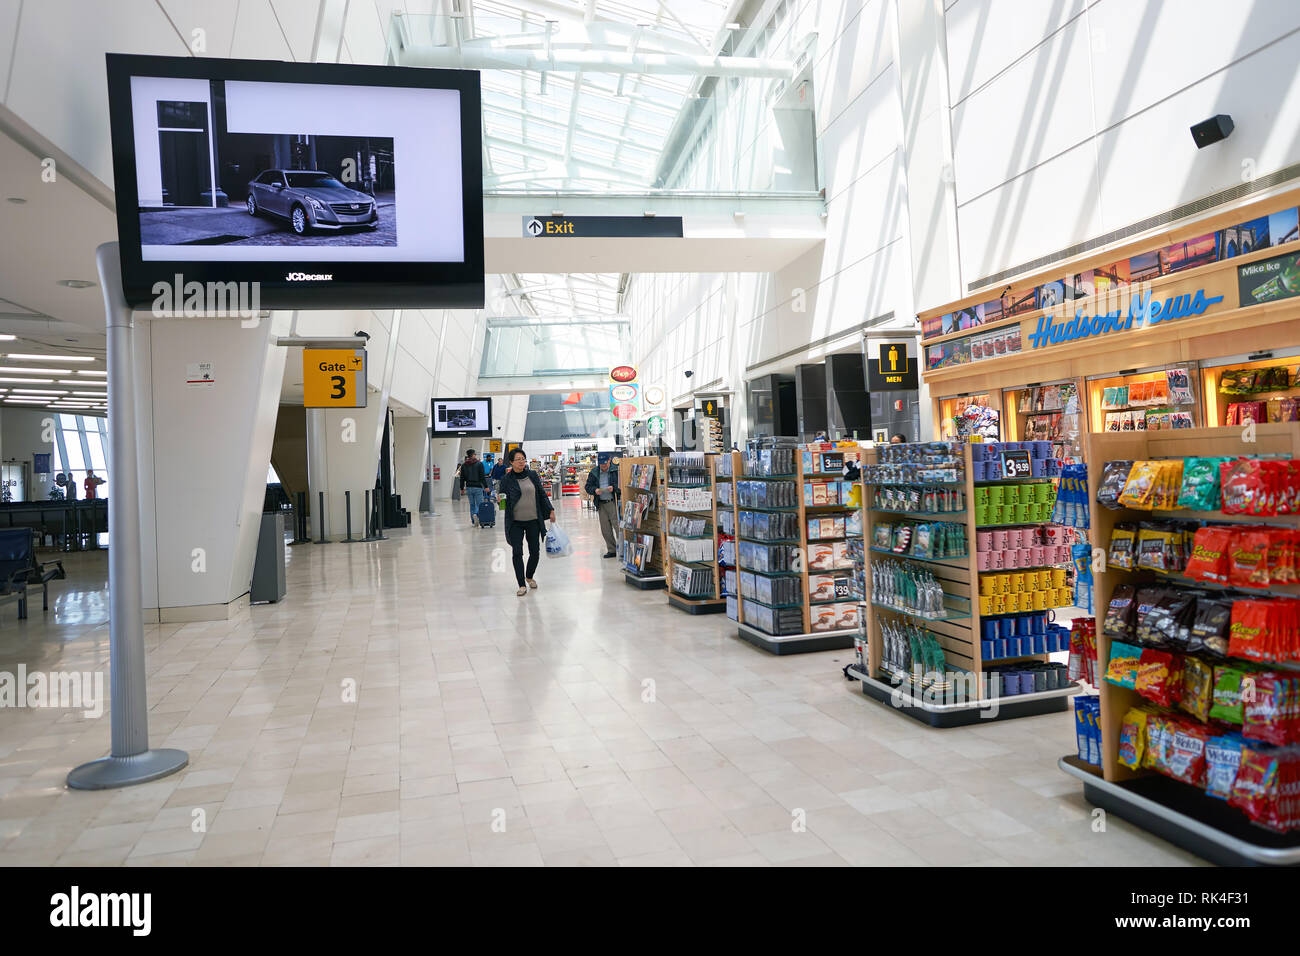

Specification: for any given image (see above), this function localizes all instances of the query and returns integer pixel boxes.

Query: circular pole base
[66,748,189,791]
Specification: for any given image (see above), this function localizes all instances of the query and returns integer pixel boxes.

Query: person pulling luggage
[459,449,488,527]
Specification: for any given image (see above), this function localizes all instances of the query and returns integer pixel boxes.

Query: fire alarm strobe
[1191,114,1234,149]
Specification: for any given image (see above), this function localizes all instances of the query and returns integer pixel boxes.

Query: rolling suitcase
[477,496,497,528]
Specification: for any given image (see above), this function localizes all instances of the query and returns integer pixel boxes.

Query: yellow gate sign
[489,439,502,453]
[304,348,367,408]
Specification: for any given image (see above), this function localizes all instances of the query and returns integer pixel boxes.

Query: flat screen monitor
[105,54,483,309]
[432,398,492,438]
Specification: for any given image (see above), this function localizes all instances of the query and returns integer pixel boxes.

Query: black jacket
[459,460,486,490]
[499,467,553,534]
[585,465,621,503]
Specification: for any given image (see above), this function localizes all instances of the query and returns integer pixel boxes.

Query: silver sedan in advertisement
[246,169,379,236]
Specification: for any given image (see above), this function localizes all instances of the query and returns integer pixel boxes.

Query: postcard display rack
[729,442,863,655]
[664,452,725,614]
[618,456,667,590]
[848,440,1082,727]
[1057,424,1300,866]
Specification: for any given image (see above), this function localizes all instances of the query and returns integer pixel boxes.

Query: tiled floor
[0,498,1203,866]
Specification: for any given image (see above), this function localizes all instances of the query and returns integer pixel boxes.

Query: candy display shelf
[730,442,863,655]
[617,456,666,590]
[849,442,1080,728]
[1058,423,1300,866]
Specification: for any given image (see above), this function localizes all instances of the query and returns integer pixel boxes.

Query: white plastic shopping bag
[545,523,573,557]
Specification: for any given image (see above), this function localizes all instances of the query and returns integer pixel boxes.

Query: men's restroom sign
[868,342,918,390]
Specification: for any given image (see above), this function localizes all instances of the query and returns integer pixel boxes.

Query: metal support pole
[289,491,310,545]
[315,491,329,543]
[362,490,377,541]
[67,242,187,790]
[372,488,387,541]
[343,490,358,543]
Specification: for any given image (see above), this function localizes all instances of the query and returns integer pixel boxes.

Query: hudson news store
[918,187,1300,450]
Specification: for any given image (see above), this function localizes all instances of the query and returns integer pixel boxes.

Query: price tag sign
[1000,449,1032,479]
[304,348,367,408]
[834,577,851,599]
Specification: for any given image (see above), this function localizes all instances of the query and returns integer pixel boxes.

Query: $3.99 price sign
[1000,449,1031,479]
[304,348,367,408]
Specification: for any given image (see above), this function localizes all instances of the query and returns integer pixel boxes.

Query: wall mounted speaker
[1190,114,1234,149]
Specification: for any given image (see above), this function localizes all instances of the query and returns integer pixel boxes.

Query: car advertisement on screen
[431,398,493,438]
[105,55,484,309]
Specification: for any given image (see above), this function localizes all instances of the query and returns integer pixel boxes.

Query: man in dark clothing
[489,456,507,494]
[584,453,621,558]
[459,449,488,527]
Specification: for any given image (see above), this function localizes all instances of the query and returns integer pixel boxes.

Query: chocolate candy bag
[1103,584,1137,639]
[1187,598,1232,657]
[1097,460,1135,510]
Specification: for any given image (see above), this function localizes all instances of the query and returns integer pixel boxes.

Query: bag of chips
[1178,656,1213,721]
[1104,640,1142,689]
[1210,664,1248,724]
[1135,648,1180,706]
[1096,460,1135,510]
[1204,734,1245,800]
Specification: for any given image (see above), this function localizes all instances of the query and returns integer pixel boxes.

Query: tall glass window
[53,413,107,500]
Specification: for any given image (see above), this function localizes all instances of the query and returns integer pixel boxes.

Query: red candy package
[1228,600,1272,662]
[1227,528,1273,589]
[1165,720,1211,787]
[1220,459,1275,516]
[1184,526,1233,584]
[1229,745,1279,829]
[1134,648,1182,706]
[1241,673,1291,746]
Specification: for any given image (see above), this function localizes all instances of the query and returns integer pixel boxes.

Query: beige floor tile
[0,506,1203,868]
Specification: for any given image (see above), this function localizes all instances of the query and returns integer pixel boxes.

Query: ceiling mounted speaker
[1190,114,1234,148]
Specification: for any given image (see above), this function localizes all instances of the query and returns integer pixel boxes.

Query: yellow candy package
[1119,461,1160,510]
[1117,706,1151,770]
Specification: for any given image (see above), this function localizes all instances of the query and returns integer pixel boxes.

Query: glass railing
[388,13,819,196]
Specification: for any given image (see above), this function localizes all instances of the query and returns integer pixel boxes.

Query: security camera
[684,370,694,378]
[354,330,370,340]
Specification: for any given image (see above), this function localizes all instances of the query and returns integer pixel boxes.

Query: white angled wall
[943,0,1300,298]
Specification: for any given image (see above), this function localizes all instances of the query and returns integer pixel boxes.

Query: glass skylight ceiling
[394,0,751,191]
[498,272,624,317]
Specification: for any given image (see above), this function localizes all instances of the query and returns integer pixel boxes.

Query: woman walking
[498,447,555,597]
